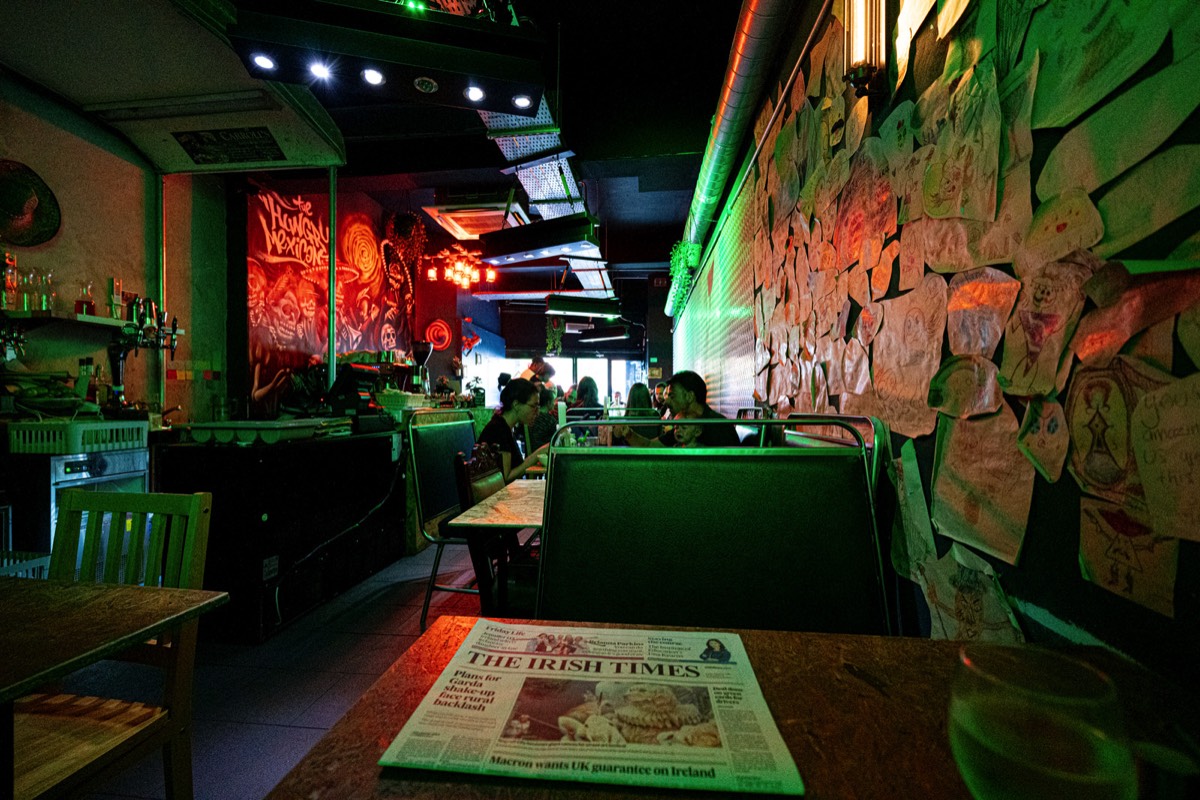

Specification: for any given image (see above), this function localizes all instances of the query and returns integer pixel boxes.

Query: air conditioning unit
[423,195,530,240]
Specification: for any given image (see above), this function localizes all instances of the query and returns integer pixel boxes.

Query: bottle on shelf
[2,252,16,310]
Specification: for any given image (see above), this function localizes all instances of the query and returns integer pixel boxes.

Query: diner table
[266,615,1200,799]
[446,480,545,615]
[0,578,229,792]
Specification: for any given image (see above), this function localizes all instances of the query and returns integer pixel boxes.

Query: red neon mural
[245,190,421,415]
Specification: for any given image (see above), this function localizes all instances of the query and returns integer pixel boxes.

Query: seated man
[613,370,740,447]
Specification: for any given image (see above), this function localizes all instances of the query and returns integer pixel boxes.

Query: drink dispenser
[411,340,432,393]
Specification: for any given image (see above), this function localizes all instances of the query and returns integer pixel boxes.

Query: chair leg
[163,728,195,800]
[420,541,447,633]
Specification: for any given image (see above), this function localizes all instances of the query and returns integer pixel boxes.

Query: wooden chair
[12,489,213,800]
[408,410,479,632]
[453,443,538,616]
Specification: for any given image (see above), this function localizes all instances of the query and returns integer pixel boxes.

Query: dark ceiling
[239,0,742,278]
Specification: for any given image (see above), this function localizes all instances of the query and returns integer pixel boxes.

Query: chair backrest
[409,410,477,536]
[454,443,506,509]
[537,421,892,635]
[48,489,213,589]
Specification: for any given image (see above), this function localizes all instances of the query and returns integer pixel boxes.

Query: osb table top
[0,578,228,703]
[448,480,546,529]
[265,616,1199,799]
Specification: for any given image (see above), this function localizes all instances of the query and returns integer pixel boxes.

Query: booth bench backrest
[536,444,892,635]
[409,416,477,534]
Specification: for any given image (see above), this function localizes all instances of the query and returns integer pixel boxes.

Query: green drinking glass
[949,645,1137,800]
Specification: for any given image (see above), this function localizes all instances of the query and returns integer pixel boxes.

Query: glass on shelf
[74,281,96,315]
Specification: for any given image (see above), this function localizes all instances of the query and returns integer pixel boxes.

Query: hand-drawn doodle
[923,59,1001,222]
[871,240,899,298]
[999,253,1095,396]
[847,262,871,307]
[898,145,938,224]
[833,139,897,272]
[878,100,915,187]
[1037,49,1200,202]
[1079,498,1178,618]
[1066,356,1174,509]
[947,267,1021,358]
[1071,269,1200,367]
[870,273,948,437]
[898,223,926,290]
[917,544,1025,642]
[843,338,872,396]
[1025,0,1169,130]
[928,355,1004,419]
[854,301,884,348]
[997,0,1049,79]
[1179,300,1200,367]
[891,440,936,581]
[1015,189,1104,278]
[1131,373,1200,543]
[1127,318,1175,373]
[1095,146,1200,259]
[1017,398,1069,482]
[895,0,937,89]
[932,404,1035,565]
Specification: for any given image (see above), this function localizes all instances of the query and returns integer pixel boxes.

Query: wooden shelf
[1,309,130,332]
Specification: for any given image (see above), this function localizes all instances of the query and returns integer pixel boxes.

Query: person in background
[570,376,600,410]
[673,409,705,448]
[620,381,662,443]
[479,378,546,482]
[653,382,668,415]
[528,387,559,451]
[613,370,739,447]
[519,356,556,392]
[566,375,603,437]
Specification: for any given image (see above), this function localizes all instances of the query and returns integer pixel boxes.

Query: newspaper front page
[379,620,804,795]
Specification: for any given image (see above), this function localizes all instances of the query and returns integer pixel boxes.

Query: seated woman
[621,381,662,442]
[479,377,547,482]
[565,376,603,438]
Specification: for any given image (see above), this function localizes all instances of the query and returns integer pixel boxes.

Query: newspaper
[379,620,805,795]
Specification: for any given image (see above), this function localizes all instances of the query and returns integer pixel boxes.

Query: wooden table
[264,616,1200,799]
[447,479,546,530]
[0,578,228,790]
[447,481,545,615]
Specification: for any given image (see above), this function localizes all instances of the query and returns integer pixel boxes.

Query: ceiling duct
[478,95,612,298]
[671,0,793,314]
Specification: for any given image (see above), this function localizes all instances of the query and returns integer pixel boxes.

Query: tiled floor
[81,543,481,800]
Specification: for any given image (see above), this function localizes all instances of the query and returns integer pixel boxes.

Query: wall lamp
[545,295,621,319]
[228,6,545,116]
[844,0,887,102]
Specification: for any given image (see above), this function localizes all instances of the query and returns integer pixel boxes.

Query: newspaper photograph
[379,620,805,795]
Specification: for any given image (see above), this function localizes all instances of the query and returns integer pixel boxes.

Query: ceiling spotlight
[413,76,439,94]
[465,85,485,102]
[361,68,385,85]
[512,94,532,109]
[309,62,332,79]
[252,54,276,70]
